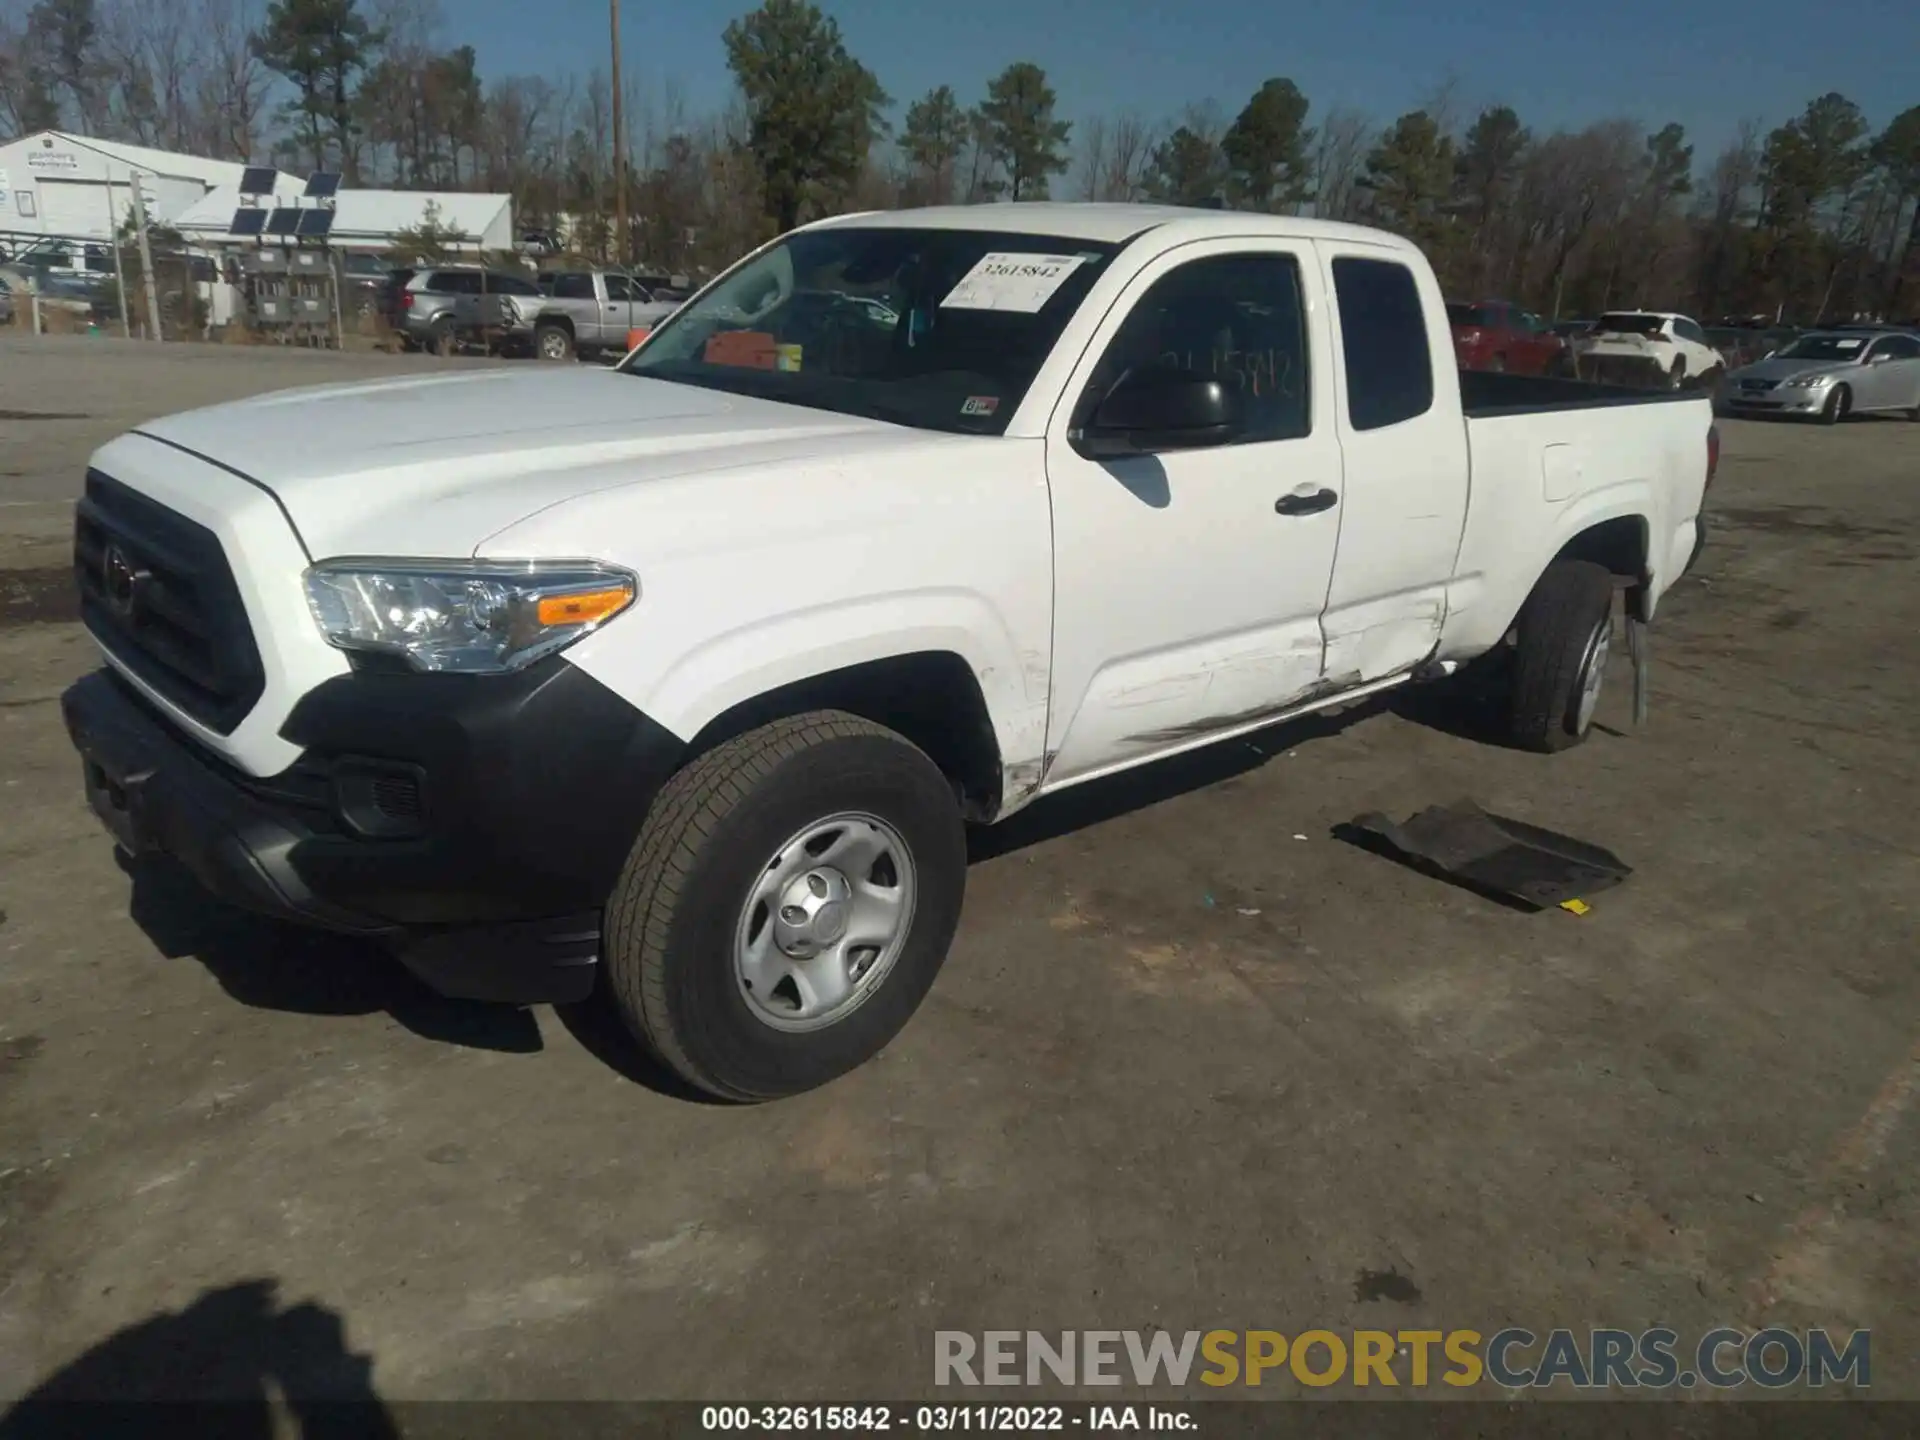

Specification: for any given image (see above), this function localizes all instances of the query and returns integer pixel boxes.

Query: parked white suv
[62,204,1716,1100]
[1571,311,1724,388]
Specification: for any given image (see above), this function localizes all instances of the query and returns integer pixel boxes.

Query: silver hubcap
[733,813,916,1032]
[1575,617,1611,733]
[542,333,567,359]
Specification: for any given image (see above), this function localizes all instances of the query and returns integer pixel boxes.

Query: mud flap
[1627,615,1649,726]
[1338,798,1632,912]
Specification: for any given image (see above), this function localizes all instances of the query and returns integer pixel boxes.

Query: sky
[451,0,1916,163]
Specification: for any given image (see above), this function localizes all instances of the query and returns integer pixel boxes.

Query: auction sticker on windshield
[942,253,1087,313]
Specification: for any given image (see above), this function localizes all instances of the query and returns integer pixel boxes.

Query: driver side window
[1081,253,1311,443]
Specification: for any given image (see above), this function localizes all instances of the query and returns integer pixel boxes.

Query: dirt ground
[0,334,1915,1406]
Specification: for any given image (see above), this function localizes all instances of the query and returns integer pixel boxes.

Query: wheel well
[537,313,574,335]
[686,651,1004,822]
[1554,516,1648,585]
[1511,516,1652,628]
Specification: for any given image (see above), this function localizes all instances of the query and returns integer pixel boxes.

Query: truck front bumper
[61,657,687,1004]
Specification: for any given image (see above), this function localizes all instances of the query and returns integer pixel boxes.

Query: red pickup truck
[1446,300,1569,376]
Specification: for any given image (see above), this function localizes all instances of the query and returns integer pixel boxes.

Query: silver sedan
[1719,329,1920,423]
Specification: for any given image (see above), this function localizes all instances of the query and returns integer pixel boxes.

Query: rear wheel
[603,711,967,1101]
[1666,357,1687,390]
[1507,560,1616,753]
[428,319,456,358]
[1820,383,1850,425]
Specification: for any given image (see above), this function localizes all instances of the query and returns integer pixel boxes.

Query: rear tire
[603,711,967,1102]
[1820,383,1850,425]
[428,320,456,358]
[1507,560,1616,753]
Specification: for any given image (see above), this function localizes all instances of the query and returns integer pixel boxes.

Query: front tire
[603,711,967,1101]
[535,323,575,362]
[1507,560,1616,753]
[1819,383,1850,424]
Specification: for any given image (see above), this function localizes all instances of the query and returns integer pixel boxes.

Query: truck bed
[1459,369,1708,417]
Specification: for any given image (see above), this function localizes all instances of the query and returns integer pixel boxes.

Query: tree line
[3,0,1916,321]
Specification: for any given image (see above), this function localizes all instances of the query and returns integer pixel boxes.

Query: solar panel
[264,208,302,236]
[229,208,267,237]
[239,166,278,196]
[295,209,335,238]
[304,172,341,199]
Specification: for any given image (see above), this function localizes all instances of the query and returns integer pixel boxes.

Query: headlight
[304,560,636,673]
[1784,372,1833,388]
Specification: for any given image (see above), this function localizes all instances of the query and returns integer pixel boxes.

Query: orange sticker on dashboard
[703,330,778,369]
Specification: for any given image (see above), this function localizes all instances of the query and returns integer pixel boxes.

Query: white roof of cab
[805,202,1409,250]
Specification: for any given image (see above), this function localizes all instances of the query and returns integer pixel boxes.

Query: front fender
[565,589,1051,784]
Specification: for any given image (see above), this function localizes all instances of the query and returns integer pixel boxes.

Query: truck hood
[132,367,911,558]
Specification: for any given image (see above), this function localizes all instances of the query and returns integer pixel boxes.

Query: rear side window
[1332,256,1433,431]
[553,272,595,300]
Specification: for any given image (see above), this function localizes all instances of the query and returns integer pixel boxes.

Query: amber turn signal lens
[535,585,632,627]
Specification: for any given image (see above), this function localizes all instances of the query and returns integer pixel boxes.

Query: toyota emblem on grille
[102,544,142,618]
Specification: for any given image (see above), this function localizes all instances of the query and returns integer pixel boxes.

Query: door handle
[1275,487,1339,516]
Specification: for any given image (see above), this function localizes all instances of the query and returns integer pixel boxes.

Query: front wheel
[603,711,967,1101]
[1507,559,1616,753]
[535,323,575,362]
[1820,384,1850,425]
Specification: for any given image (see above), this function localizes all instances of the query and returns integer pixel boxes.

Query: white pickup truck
[61,204,1716,1101]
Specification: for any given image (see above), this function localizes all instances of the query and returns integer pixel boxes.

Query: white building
[0,130,299,243]
[173,184,515,255]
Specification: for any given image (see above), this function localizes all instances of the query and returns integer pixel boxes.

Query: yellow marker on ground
[1559,898,1591,915]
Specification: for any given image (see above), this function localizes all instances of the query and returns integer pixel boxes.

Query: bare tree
[1074,113,1108,201]
[1102,112,1154,201]
[194,0,270,160]
[1309,106,1371,220]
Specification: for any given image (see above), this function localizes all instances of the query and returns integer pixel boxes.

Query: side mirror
[1864,351,1891,365]
[1078,364,1246,458]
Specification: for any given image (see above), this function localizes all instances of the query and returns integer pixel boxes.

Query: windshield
[620,227,1120,435]
[1596,313,1668,336]
[1777,334,1870,361]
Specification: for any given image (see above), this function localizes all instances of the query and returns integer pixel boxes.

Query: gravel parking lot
[0,334,1915,1405]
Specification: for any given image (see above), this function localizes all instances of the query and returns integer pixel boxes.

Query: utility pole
[104,172,131,338]
[129,173,163,341]
[610,0,627,266]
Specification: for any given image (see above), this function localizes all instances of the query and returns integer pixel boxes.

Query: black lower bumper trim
[65,671,388,935]
[395,913,600,1004]
[62,659,687,1006]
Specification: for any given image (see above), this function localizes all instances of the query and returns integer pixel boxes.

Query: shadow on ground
[0,1279,397,1439]
[113,681,1510,1098]
[122,853,542,1056]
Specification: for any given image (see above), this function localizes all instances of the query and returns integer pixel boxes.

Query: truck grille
[73,470,265,735]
